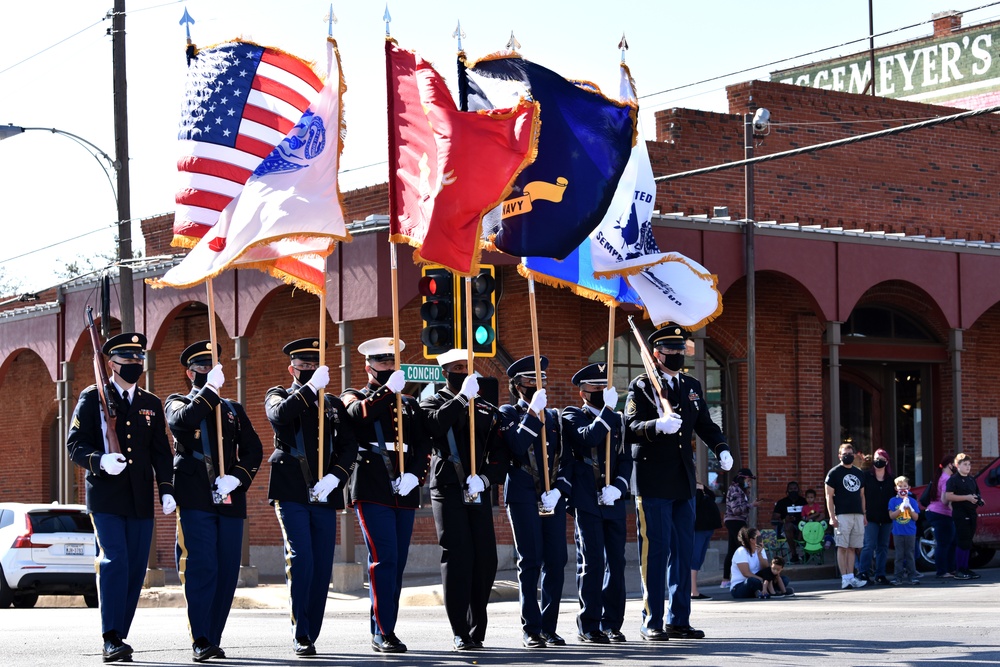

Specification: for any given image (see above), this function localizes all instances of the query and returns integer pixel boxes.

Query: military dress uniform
[66,332,174,662]
[419,349,511,650]
[341,337,432,653]
[499,355,572,647]
[165,341,262,659]
[562,362,632,643]
[624,324,730,640]
[265,339,359,654]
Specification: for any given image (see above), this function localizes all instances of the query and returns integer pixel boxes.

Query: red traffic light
[419,274,453,298]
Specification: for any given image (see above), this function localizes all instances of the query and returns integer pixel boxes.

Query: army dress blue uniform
[265,346,358,653]
[66,333,174,661]
[165,345,262,656]
[500,398,572,644]
[562,366,632,642]
[624,324,730,639]
[342,361,431,651]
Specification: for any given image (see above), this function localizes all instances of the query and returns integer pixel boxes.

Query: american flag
[173,40,323,247]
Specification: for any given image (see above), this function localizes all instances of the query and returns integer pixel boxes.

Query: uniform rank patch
[625,398,637,416]
[268,395,282,407]
[72,416,80,429]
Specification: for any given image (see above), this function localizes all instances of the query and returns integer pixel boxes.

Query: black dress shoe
[193,640,225,662]
[577,630,611,644]
[293,637,316,657]
[522,632,547,648]
[453,636,475,651]
[372,633,407,653]
[666,625,706,639]
[605,629,627,643]
[540,631,566,646]
[470,638,484,649]
[639,627,669,642]
[102,635,134,663]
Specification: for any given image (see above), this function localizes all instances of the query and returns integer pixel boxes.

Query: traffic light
[418,266,457,358]
[467,265,497,357]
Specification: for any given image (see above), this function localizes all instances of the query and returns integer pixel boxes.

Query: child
[758,555,794,597]
[888,476,921,585]
[801,489,825,522]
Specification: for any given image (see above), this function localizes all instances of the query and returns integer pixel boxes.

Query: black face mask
[192,372,208,388]
[446,372,467,393]
[841,453,855,465]
[518,385,537,402]
[873,459,887,469]
[660,354,684,372]
[297,368,315,386]
[115,363,143,385]
[585,390,605,409]
[373,369,395,386]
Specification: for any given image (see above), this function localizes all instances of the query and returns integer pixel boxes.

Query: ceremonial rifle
[85,306,122,454]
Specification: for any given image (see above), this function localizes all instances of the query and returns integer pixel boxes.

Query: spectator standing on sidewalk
[888,476,921,585]
[825,443,868,589]
[924,454,957,578]
[858,449,894,585]
[944,453,983,580]
[691,482,721,600]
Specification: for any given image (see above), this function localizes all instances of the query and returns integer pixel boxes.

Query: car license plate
[65,544,84,556]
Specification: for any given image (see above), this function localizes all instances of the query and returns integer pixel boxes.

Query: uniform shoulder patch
[169,400,186,412]
[268,395,283,407]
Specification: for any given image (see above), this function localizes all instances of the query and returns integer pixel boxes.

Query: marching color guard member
[499,355,572,648]
[67,332,175,663]
[562,362,632,645]
[265,338,359,657]
[625,323,732,641]
[419,349,511,651]
[341,337,432,654]
[165,341,262,662]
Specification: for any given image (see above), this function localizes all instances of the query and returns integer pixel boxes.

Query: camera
[752,108,771,134]
[975,495,985,507]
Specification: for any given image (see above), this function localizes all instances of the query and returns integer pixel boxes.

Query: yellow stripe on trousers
[273,500,297,629]
[636,496,652,618]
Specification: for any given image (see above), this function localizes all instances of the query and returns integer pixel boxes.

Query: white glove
[206,363,225,391]
[465,474,486,496]
[312,473,341,502]
[215,474,241,498]
[528,388,547,414]
[161,494,176,515]
[655,412,683,434]
[100,453,127,475]
[602,387,619,410]
[540,488,561,511]
[395,472,419,496]
[719,450,734,471]
[460,375,479,400]
[308,365,330,391]
[385,370,406,393]
[601,485,622,505]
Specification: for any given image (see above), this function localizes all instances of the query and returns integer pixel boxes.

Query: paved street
[2,566,998,666]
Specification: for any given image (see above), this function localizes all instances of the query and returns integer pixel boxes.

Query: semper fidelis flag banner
[172,39,324,247]
[386,40,540,276]
[150,38,350,295]
[465,53,636,260]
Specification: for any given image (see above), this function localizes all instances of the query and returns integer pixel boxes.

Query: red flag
[386,41,539,275]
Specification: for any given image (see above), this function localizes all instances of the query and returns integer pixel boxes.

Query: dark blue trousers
[274,501,337,642]
[355,502,415,637]
[573,509,626,635]
[507,500,568,635]
[176,508,243,645]
[91,513,153,638]
[635,495,695,630]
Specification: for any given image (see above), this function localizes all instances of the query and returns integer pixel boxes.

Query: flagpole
[605,304,616,484]
[317,259,327,486]
[627,315,674,416]
[205,278,226,474]
[390,243,405,475]
[465,276,477,482]
[527,276,550,494]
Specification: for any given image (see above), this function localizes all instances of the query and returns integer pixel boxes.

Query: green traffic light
[475,326,488,345]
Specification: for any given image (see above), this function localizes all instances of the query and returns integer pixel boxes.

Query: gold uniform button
[128,459,134,464]
[127,434,132,439]
[126,421,131,426]
[127,447,132,452]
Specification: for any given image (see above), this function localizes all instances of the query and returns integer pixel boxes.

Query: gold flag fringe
[516,263,634,310]
[592,253,715,280]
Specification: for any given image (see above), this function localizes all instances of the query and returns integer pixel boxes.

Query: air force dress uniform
[165,341,262,661]
[265,338,359,656]
[66,332,174,663]
[341,338,432,654]
[499,355,572,648]
[624,323,731,641]
[562,362,632,644]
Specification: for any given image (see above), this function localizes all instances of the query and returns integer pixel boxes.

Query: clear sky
[1,0,997,295]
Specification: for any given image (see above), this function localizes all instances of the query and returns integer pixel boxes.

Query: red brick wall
[0,350,53,501]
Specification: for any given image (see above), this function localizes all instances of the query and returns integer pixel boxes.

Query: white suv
[0,503,97,608]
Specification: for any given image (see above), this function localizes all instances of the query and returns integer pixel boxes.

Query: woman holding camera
[944,453,982,580]
[924,454,957,578]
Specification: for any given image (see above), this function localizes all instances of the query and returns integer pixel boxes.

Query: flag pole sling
[317,260,327,482]
[390,243,405,475]
[466,277,476,479]
[605,304,616,483]
[527,277,550,493]
[205,278,225,470]
[627,316,674,416]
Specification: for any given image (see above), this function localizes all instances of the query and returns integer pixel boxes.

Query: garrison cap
[358,337,404,362]
[506,355,548,379]
[736,468,756,480]
[102,332,147,360]
[180,340,220,367]
[282,337,322,361]
[571,362,609,387]
[436,348,469,367]
[647,322,688,350]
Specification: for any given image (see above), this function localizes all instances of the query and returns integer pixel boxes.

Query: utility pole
[112,0,134,332]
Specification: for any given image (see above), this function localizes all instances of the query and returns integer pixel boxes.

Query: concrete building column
[827,322,842,457]
[949,328,963,453]
[143,350,166,587]
[234,336,258,587]
[332,320,363,592]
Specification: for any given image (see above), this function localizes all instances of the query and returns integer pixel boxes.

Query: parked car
[913,456,1000,571]
[0,502,97,608]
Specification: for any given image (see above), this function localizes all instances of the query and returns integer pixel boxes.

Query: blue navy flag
[465,54,636,259]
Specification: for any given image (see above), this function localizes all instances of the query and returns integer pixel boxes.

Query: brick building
[3,68,1000,575]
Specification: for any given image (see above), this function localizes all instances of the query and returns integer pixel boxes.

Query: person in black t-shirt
[944,453,982,580]
[825,443,867,589]
[771,481,805,563]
